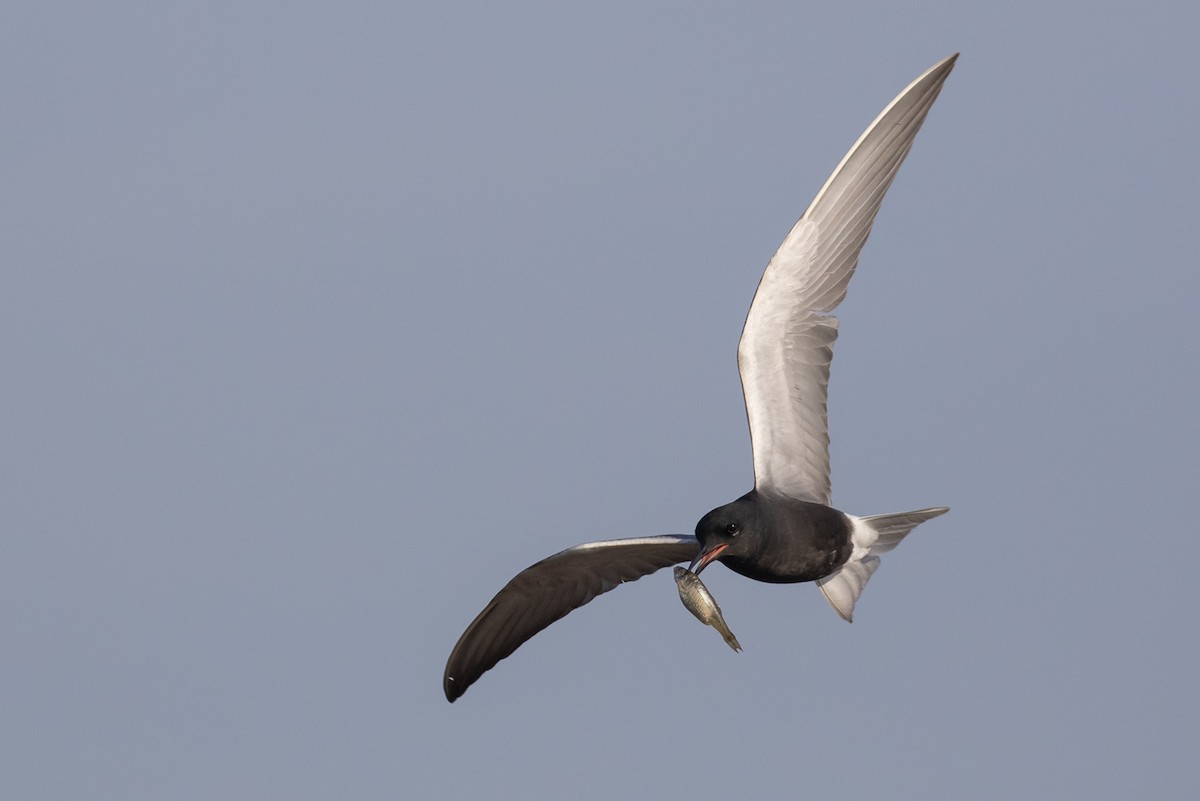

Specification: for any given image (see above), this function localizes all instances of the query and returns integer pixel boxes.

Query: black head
[690,491,761,573]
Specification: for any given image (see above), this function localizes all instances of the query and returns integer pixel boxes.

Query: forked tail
[816,507,948,622]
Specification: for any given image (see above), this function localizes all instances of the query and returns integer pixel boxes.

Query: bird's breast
[720,546,847,583]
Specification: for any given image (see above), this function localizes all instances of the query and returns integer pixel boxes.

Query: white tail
[816,507,948,622]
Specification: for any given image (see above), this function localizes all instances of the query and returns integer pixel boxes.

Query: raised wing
[444,535,699,701]
[738,54,957,503]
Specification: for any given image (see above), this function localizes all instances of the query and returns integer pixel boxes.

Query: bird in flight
[444,54,957,702]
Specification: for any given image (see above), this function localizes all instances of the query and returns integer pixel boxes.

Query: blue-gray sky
[5,2,1199,798]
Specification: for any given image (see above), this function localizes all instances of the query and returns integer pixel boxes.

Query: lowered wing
[444,535,699,701]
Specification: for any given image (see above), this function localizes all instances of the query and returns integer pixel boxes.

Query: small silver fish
[673,566,742,652]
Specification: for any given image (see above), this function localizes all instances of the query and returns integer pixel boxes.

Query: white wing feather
[739,54,957,503]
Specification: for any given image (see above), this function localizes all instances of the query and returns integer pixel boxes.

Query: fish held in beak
[673,566,742,652]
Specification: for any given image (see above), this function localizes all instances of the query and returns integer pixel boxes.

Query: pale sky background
[4,2,1199,799]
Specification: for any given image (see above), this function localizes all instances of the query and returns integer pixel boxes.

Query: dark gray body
[695,490,854,584]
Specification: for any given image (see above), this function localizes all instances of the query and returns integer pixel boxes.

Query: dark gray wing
[444,535,700,701]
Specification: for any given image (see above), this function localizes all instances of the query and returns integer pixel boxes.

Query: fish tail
[712,619,742,652]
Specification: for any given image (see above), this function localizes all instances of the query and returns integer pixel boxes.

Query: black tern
[444,54,956,702]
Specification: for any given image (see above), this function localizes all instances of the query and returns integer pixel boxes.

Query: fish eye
[725,522,740,536]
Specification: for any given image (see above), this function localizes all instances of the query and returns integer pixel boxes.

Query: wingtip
[934,52,959,71]
[912,53,958,88]
[922,53,959,86]
[444,673,463,703]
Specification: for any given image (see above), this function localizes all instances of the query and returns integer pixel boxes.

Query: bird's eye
[725,523,740,536]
